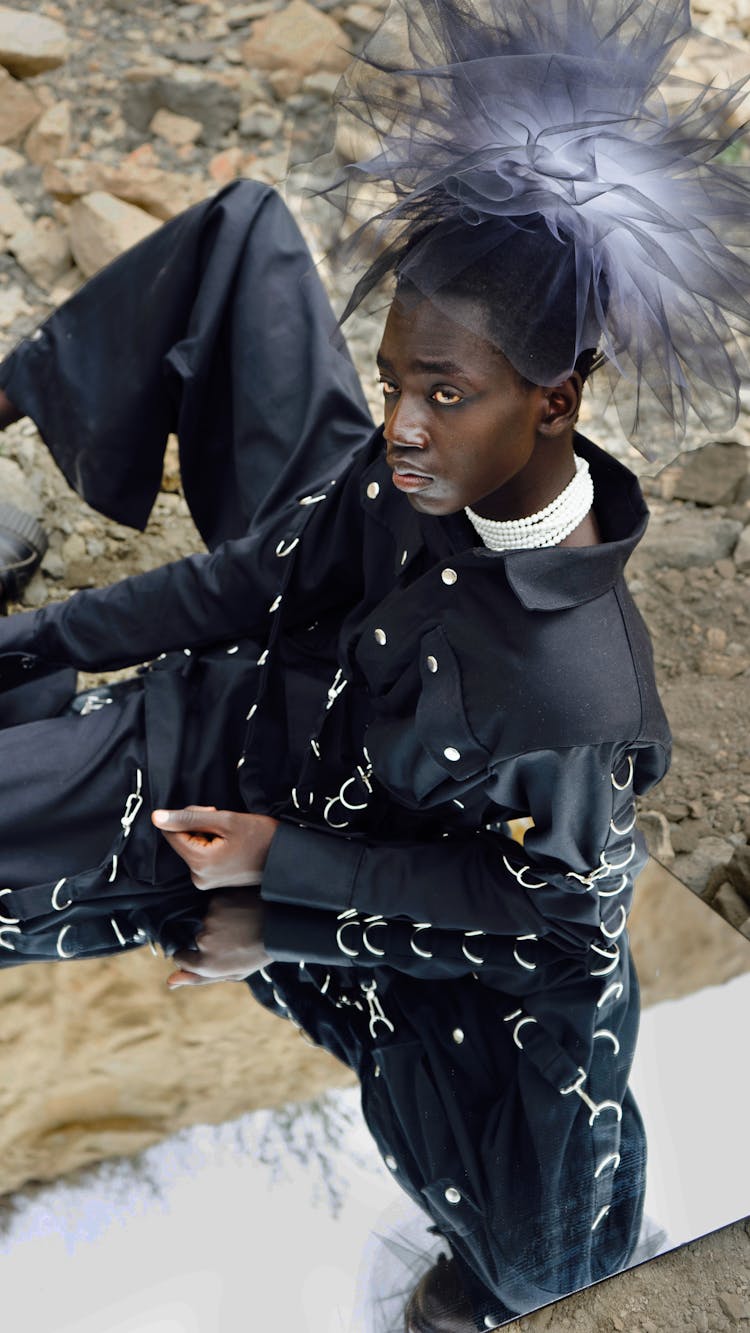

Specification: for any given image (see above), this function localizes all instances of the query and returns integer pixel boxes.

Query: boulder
[726,842,750,904]
[0,66,41,145]
[671,441,749,507]
[69,192,162,279]
[711,880,750,932]
[629,508,742,572]
[24,99,71,167]
[8,216,72,289]
[241,0,351,95]
[0,5,68,78]
[671,834,737,896]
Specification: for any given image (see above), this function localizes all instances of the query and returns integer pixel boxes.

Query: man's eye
[378,378,399,397]
[432,388,462,405]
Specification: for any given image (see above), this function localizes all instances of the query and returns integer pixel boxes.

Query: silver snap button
[227,644,239,654]
[445,1187,461,1204]
[426,655,438,673]
[442,568,458,586]
[374,628,387,645]
[366,481,380,499]
[385,1155,398,1171]
[484,1318,497,1329]
[444,746,461,762]
[237,757,245,769]
[452,1028,464,1044]
[374,1063,381,1078]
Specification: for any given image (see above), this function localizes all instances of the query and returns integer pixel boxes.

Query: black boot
[0,502,48,606]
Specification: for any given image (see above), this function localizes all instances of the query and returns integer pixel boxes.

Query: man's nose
[384,396,429,447]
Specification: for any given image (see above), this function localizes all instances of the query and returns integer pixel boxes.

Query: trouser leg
[0,689,205,966]
[0,179,374,549]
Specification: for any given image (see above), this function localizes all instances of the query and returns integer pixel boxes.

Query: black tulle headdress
[321,0,750,459]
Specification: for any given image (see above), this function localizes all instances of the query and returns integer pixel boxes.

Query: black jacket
[0,424,669,1325]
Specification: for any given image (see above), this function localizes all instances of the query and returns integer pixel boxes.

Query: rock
[696,649,750,678]
[0,144,23,174]
[670,819,712,854]
[24,99,71,166]
[239,102,284,138]
[149,107,203,146]
[671,441,749,507]
[8,216,71,289]
[711,881,750,932]
[0,281,31,328]
[208,146,245,183]
[241,0,351,95]
[630,509,742,572]
[0,454,40,514]
[69,192,162,279]
[726,843,750,903]
[0,66,41,145]
[157,39,215,64]
[43,159,210,222]
[638,810,674,863]
[734,524,750,571]
[671,835,737,895]
[718,1292,750,1324]
[0,6,68,78]
[123,67,241,142]
[0,181,25,236]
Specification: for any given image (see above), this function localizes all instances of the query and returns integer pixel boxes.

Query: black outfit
[0,181,670,1328]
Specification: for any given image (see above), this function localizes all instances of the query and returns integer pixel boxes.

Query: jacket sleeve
[0,438,373,672]
[260,741,664,968]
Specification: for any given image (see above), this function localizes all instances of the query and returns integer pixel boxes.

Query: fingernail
[152,810,169,825]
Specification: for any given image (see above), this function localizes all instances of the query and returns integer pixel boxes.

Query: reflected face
[377,292,545,516]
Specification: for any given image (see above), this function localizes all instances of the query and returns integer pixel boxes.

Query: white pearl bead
[366,481,380,499]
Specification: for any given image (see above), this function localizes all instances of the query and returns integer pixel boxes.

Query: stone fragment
[726,843,750,903]
[630,509,742,572]
[0,5,68,78]
[0,454,39,513]
[157,40,215,64]
[671,835,737,895]
[69,192,161,279]
[0,144,23,174]
[0,280,31,328]
[712,881,750,932]
[149,107,202,146]
[239,102,284,138]
[638,810,674,863]
[671,441,749,507]
[24,99,71,166]
[718,1291,750,1323]
[8,216,71,289]
[241,0,351,95]
[43,159,209,222]
[208,146,245,183]
[123,68,241,142]
[0,181,25,236]
[0,66,41,145]
[696,649,749,678]
[734,524,750,570]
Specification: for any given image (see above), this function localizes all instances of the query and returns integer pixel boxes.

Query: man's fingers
[152,806,221,834]
[166,967,204,987]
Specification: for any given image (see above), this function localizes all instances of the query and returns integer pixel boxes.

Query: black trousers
[0,180,374,966]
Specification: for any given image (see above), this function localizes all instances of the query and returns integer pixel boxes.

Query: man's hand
[167,888,271,987]
[151,806,279,890]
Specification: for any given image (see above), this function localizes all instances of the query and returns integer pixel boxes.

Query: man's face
[377,292,547,517]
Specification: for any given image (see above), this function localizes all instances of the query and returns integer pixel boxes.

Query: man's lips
[388,460,434,491]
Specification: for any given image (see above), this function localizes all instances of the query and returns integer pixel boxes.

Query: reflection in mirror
[0,864,748,1332]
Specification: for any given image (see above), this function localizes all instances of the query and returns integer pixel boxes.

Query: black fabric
[0,182,669,1325]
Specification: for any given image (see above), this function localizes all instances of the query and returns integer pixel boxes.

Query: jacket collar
[361,430,649,610]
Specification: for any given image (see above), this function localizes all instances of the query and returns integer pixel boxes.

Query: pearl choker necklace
[464,455,594,551]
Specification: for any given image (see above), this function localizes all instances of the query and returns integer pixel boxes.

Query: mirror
[0,0,749,1329]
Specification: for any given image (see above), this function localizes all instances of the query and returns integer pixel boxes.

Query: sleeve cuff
[261,821,364,912]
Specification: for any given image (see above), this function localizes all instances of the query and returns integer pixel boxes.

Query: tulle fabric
[303,0,750,461]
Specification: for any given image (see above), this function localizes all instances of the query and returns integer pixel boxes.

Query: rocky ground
[0,0,748,1327]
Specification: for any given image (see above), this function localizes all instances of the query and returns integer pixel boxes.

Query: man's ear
[537,372,583,436]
